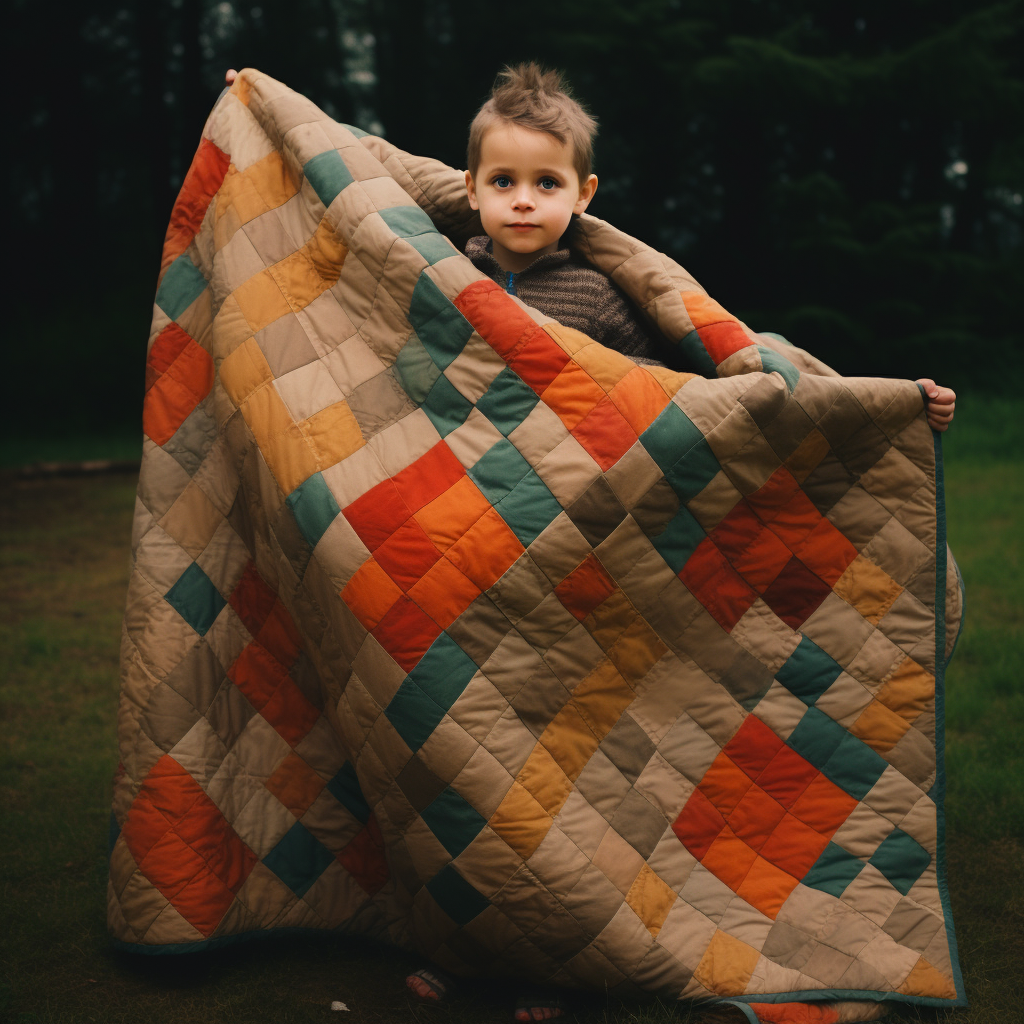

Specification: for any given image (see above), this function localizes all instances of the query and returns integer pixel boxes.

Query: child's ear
[573,174,598,215]
[465,169,479,210]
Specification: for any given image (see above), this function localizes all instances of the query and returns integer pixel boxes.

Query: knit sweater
[465,236,678,368]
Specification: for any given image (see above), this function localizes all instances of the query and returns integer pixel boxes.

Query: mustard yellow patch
[692,928,760,995]
[240,383,317,495]
[850,698,913,754]
[231,74,252,107]
[875,656,934,723]
[220,336,273,409]
[833,554,904,625]
[543,322,591,358]
[572,341,636,394]
[306,219,348,283]
[567,658,632,740]
[216,151,298,228]
[489,780,553,859]
[625,863,677,938]
[538,703,602,785]
[233,268,293,335]
[517,742,573,811]
[898,956,958,999]
[302,400,364,470]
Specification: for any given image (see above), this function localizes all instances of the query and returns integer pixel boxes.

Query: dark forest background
[8,0,1023,440]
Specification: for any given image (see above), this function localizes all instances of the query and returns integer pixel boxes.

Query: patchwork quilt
[108,69,966,1023]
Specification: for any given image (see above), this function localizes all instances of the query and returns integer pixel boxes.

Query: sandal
[513,990,565,1021]
[405,966,455,1002]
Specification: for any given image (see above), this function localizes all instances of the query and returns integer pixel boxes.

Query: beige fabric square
[478,707,544,779]
[861,766,929,825]
[646,831,698,895]
[827,485,894,552]
[717,897,775,953]
[196,520,254,599]
[301,290,361,362]
[883,725,938,790]
[206,92,272,169]
[729,598,802,676]
[592,826,645,896]
[603,442,665,511]
[517,592,586,652]
[442,333,506,403]
[526,822,596,897]
[801,592,877,668]
[231,780,296,853]
[273,359,346,423]
[452,746,515,821]
[845,628,906,694]
[507,400,569,468]
[633,750,694,822]
[551,788,610,861]
[158,478,224,558]
[444,407,505,468]
[815,672,875,728]
[169,717,230,789]
[478,631,548,704]
[533,432,604,507]
[593,901,657,976]
[136,442,196,521]
[831,801,902,859]
[447,675,511,744]
[123,572,205,681]
[655,898,720,975]
[877,588,934,658]
[419,715,485,783]
[860,445,930,518]
[520,512,593,586]
[141,899,207,945]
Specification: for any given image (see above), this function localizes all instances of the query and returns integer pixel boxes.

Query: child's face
[465,124,597,274]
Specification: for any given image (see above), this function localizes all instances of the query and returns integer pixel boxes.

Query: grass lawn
[1,397,1021,1023]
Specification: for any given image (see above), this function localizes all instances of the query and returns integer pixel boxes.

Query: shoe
[405,966,454,1002]
[513,990,565,1021]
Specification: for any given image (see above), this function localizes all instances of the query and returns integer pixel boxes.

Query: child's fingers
[926,399,956,431]
[225,69,238,85]
[916,377,939,399]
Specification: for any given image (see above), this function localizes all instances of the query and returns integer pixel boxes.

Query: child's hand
[225,69,238,86]
[916,378,956,432]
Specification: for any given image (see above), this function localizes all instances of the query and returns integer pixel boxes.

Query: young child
[462,63,679,370]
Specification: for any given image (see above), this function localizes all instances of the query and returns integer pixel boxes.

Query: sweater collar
[465,236,573,278]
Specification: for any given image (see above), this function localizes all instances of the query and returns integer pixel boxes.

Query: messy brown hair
[467,63,598,183]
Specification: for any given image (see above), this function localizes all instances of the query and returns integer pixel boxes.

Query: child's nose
[511,186,535,209]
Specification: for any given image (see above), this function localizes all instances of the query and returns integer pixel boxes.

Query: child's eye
[539,177,558,190]
[494,175,512,188]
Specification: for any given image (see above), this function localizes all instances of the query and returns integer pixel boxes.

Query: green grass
[1,399,1021,1023]
[0,429,142,469]
[941,396,1024,843]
